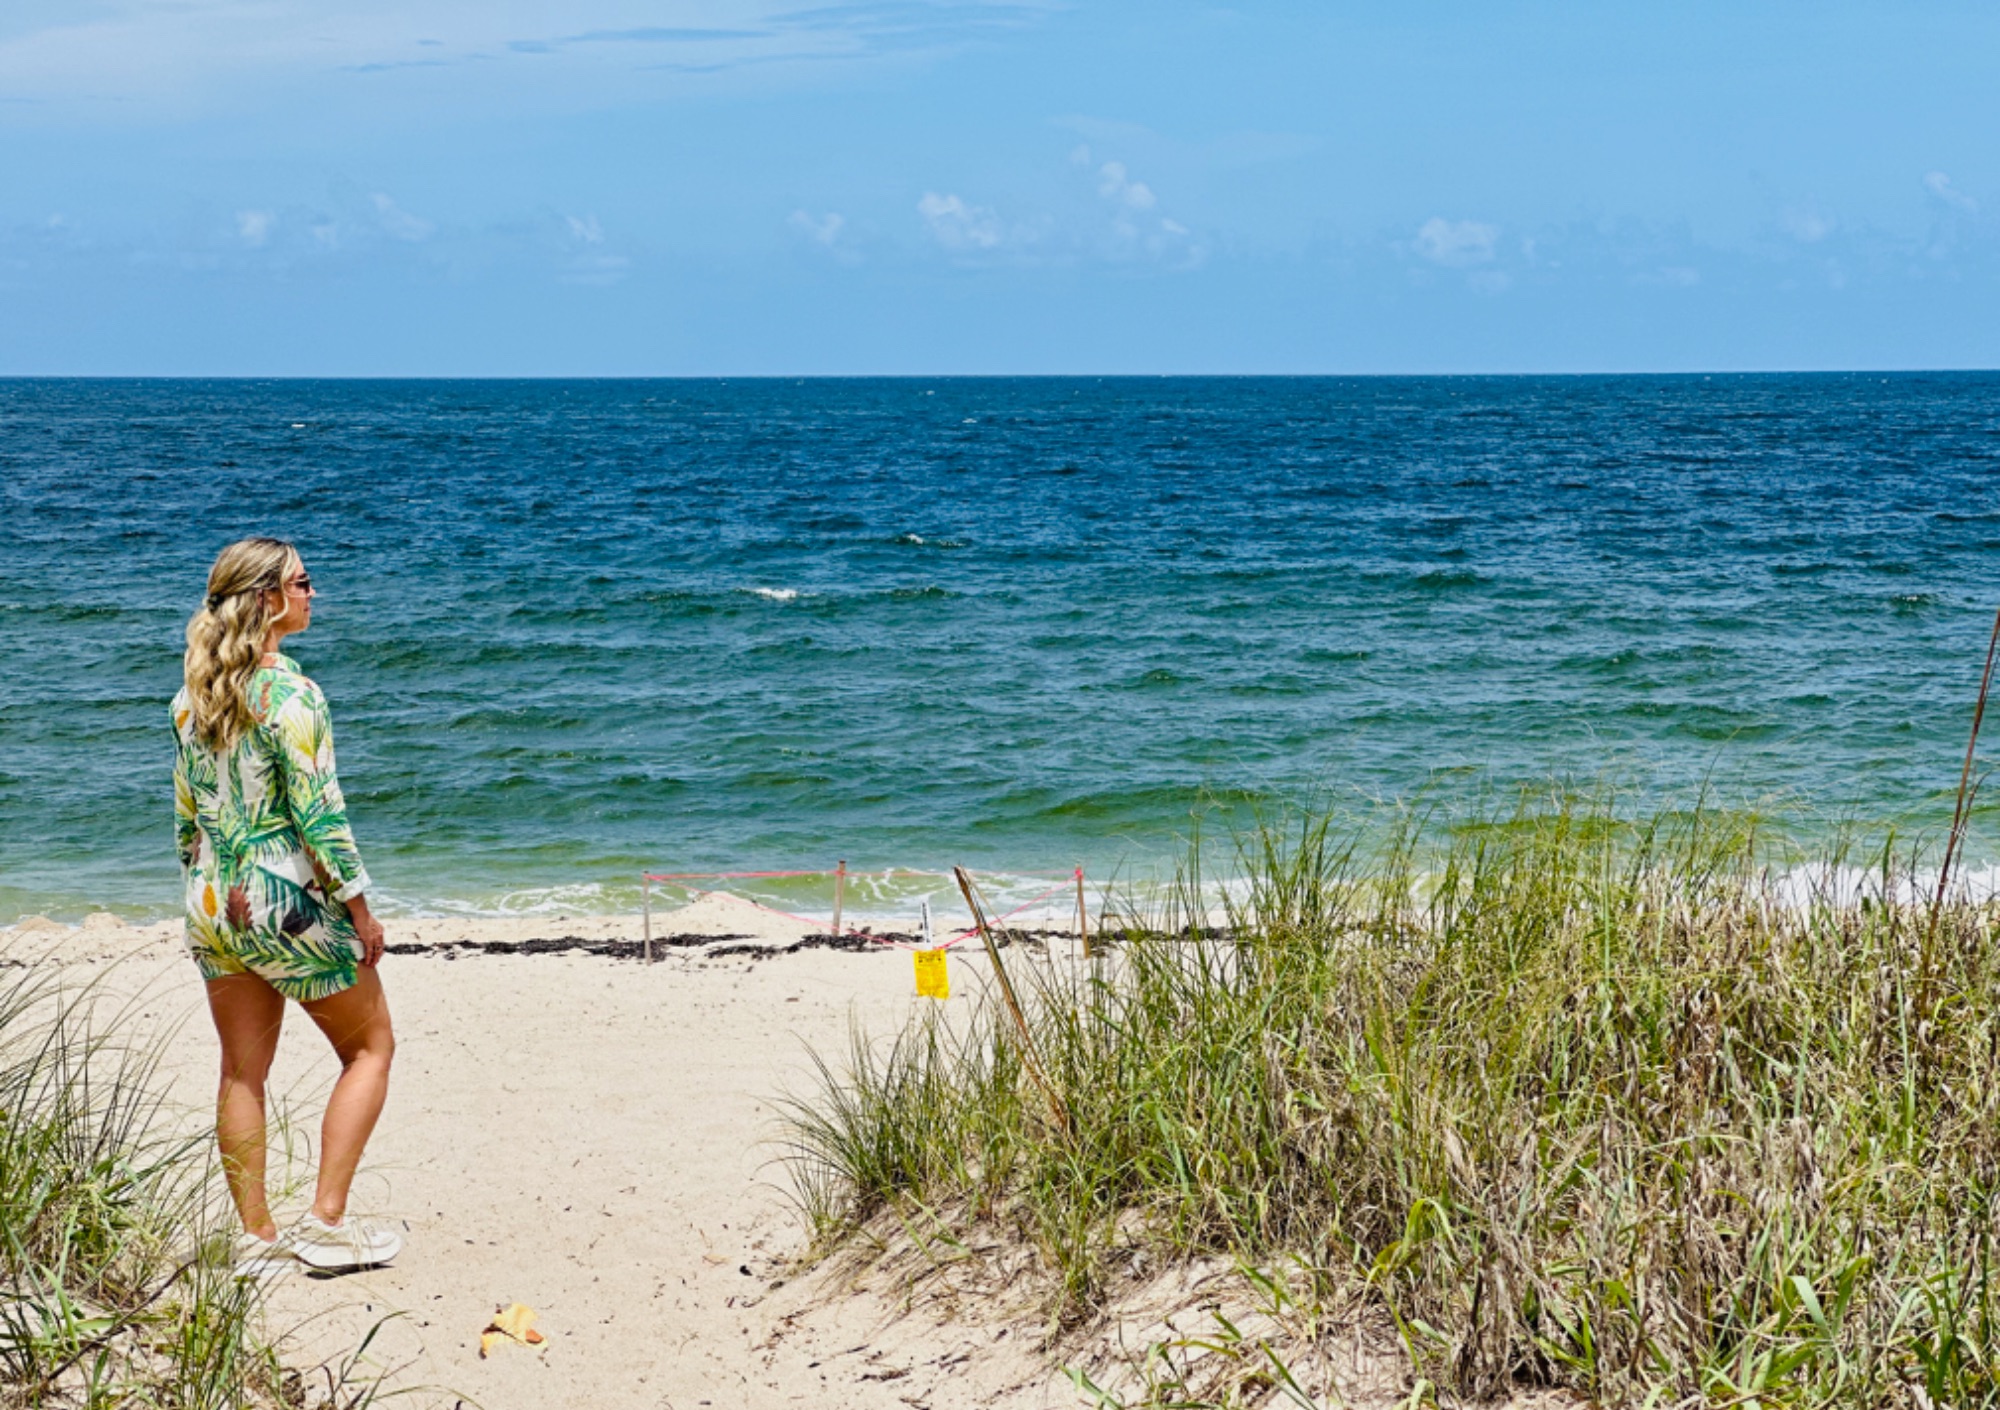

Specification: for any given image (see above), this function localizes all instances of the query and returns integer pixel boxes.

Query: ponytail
[184,537,296,753]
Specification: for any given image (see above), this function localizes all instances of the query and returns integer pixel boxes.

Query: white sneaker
[231,1232,294,1284]
[277,1214,403,1271]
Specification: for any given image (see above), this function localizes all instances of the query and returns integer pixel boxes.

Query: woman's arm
[345,893,386,967]
[276,684,384,965]
[275,681,376,912]
[173,725,199,871]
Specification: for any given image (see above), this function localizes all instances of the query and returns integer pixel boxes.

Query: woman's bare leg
[299,966,395,1225]
[205,973,287,1240]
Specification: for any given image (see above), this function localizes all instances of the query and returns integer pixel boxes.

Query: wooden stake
[1925,604,2000,986]
[643,876,653,965]
[1075,865,1091,959]
[954,865,1068,1131]
[832,860,847,938]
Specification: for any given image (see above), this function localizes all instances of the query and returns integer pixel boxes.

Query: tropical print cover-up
[172,653,372,1001]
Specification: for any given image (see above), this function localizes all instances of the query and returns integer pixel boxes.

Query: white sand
[12,900,1512,1410]
[13,900,1084,1409]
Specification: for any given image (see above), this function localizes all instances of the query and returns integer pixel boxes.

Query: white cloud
[235,209,274,246]
[788,209,844,246]
[0,3,1061,111]
[553,210,627,282]
[560,251,629,285]
[918,192,1003,251]
[1925,171,1978,213]
[1075,154,1202,268]
[1782,207,1834,243]
[1096,161,1154,211]
[909,154,1198,270]
[370,192,433,241]
[1415,217,1498,267]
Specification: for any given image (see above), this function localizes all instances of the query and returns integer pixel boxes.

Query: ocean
[5,374,2000,923]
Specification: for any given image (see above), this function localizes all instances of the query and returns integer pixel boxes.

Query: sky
[3,1,1998,375]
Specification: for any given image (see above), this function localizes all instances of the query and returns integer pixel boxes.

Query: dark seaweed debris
[386,930,893,963]
[386,932,742,961]
[383,926,1091,963]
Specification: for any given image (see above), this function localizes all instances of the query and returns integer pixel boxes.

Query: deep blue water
[5,374,2000,921]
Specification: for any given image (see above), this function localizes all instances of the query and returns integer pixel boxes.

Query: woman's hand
[347,895,386,968]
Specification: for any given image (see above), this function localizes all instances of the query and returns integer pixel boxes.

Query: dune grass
[0,955,358,1409]
[785,798,2000,1406]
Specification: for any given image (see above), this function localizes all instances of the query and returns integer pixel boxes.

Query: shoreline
[17,840,2000,954]
[22,794,2000,935]
[3,863,1104,935]
[5,879,1108,966]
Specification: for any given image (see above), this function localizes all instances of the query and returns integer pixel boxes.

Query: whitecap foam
[743,586,799,602]
[1768,861,2000,911]
[371,881,636,919]
[276,856,2000,930]
[893,532,967,550]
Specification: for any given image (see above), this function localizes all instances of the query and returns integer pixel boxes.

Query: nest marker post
[955,865,1068,1132]
[1075,865,1091,959]
[832,860,847,938]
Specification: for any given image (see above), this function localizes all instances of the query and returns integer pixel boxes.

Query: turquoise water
[5,375,2000,922]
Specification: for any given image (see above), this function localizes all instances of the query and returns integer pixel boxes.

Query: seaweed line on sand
[382,927,1098,963]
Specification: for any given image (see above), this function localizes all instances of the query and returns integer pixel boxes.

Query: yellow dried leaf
[490,1303,538,1341]
[480,1302,544,1357]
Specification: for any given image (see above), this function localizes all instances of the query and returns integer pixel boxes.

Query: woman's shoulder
[254,657,329,723]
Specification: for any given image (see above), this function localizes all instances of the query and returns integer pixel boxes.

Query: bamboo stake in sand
[1075,864,1091,959]
[954,865,1069,1132]
[1924,604,2000,993]
[643,876,653,965]
[832,859,847,938]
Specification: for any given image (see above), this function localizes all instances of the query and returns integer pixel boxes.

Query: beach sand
[14,900,1522,1410]
[15,899,1096,1409]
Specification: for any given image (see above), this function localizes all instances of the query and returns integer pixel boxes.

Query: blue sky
[4,2,1998,374]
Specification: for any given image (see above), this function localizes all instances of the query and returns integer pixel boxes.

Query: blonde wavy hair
[184,537,299,754]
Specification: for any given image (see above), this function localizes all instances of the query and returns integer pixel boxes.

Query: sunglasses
[285,573,313,594]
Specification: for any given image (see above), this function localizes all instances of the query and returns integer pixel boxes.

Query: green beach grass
[0,956,378,1409]
[784,797,2000,1407]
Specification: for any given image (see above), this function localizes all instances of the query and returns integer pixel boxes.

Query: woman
[173,536,401,1275]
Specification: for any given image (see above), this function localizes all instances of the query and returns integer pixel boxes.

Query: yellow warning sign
[914,949,950,999]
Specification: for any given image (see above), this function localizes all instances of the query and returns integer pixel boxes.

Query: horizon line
[5,367,2000,383]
